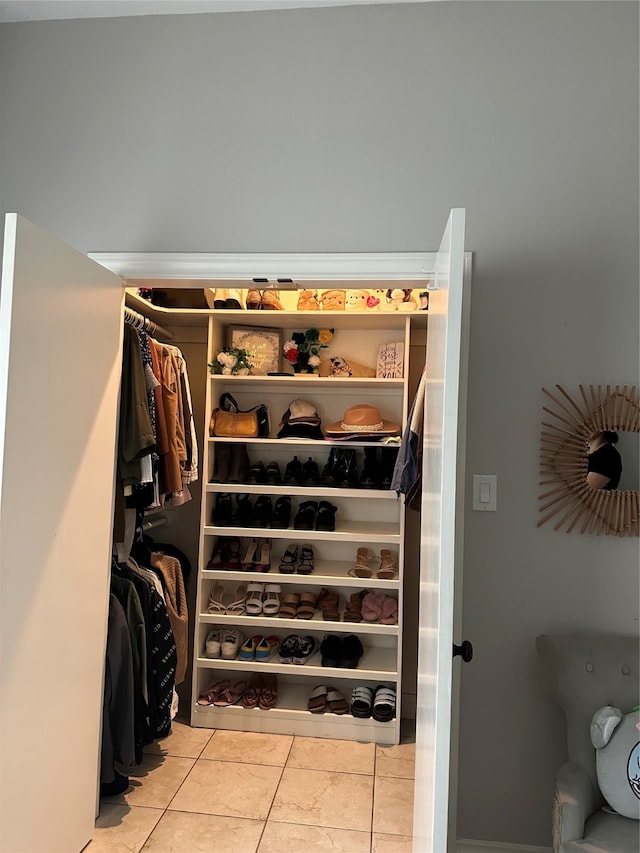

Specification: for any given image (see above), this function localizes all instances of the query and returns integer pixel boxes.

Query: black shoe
[335,449,358,488]
[320,634,342,667]
[293,500,318,530]
[315,501,337,531]
[232,494,253,527]
[247,460,266,485]
[228,444,250,484]
[297,544,315,575]
[213,493,232,526]
[380,447,399,490]
[252,495,273,527]
[339,634,364,668]
[284,455,303,486]
[264,461,282,486]
[302,457,320,486]
[320,448,338,487]
[210,443,232,483]
[360,447,381,489]
[271,496,291,529]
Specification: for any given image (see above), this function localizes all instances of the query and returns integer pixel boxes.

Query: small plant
[283,328,334,373]
[209,346,253,375]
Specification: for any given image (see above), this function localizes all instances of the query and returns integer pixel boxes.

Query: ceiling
[0,0,433,24]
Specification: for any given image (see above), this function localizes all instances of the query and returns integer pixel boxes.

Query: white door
[413,208,469,852]
[0,215,124,853]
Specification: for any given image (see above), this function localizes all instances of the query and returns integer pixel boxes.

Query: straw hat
[325,404,400,438]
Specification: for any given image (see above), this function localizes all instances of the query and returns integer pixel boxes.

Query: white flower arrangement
[208,347,253,376]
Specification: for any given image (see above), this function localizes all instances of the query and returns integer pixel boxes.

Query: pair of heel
[240,538,272,572]
[348,547,397,579]
[278,543,314,575]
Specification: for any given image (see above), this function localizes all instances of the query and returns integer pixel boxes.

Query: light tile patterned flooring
[88,720,415,853]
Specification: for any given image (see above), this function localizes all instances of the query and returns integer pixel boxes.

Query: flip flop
[307,685,329,714]
[327,688,349,715]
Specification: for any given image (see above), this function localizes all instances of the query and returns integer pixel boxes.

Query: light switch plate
[473,474,497,511]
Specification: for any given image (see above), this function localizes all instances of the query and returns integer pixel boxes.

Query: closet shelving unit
[191,307,425,745]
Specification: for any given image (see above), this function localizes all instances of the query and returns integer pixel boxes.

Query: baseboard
[456,839,552,853]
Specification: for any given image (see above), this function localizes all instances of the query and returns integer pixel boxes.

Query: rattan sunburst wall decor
[539,384,639,536]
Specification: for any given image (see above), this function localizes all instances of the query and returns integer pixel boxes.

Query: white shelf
[205,483,399,500]
[203,523,402,543]
[207,436,403,449]
[200,563,400,588]
[195,645,398,680]
[209,374,404,389]
[197,612,399,635]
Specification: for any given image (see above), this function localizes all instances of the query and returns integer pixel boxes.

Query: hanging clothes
[391,366,426,511]
[150,551,189,684]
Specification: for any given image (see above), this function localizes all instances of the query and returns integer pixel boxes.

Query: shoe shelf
[191,679,399,745]
[205,483,399,500]
[195,646,398,680]
[203,523,402,543]
[197,612,400,636]
[201,565,399,589]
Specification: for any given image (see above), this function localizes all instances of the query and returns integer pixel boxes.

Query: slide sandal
[327,688,349,715]
[351,686,373,718]
[307,685,329,714]
[262,584,282,616]
[372,686,396,722]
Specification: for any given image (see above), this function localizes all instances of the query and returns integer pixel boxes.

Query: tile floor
[88,720,415,853]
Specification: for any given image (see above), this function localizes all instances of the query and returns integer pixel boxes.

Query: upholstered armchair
[536,633,639,853]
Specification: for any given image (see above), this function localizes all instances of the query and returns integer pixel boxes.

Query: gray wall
[1,2,638,846]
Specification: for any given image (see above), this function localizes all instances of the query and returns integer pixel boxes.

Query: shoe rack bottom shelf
[190,702,399,745]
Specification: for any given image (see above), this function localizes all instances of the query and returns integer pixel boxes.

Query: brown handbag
[209,393,269,438]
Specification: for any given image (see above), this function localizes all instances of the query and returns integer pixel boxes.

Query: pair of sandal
[361,592,398,625]
[196,678,247,707]
[307,684,349,715]
[348,547,397,580]
[317,588,340,621]
[278,543,314,575]
[278,591,317,620]
[351,684,396,722]
[207,583,248,616]
[239,538,272,572]
[320,633,364,668]
[241,673,278,709]
[278,634,316,664]
[245,582,281,616]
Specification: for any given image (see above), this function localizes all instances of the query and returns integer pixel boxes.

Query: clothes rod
[124,306,174,341]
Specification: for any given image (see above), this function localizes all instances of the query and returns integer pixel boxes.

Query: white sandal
[262,584,282,616]
[245,582,265,615]
[207,582,227,614]
[226,583,248,616]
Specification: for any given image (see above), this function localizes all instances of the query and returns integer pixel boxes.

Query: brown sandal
[259,673,278,709]
[377,549,397,579]
[317,588,340,622]
[297,591,318,620]
[278,592,300,619]
[344,590,367,623]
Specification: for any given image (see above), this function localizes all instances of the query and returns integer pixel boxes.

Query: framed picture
[227,325,282,375]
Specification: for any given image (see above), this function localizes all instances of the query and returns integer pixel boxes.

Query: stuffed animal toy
[345,289,370,311]
[590,705,640,819]
[297,289,319,311]
[387,289,418,312]
[370,288,395,312]
[320,290,346,311]
[319,356,376,378]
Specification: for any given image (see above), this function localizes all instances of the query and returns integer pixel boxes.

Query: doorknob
[453,641,473,662]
